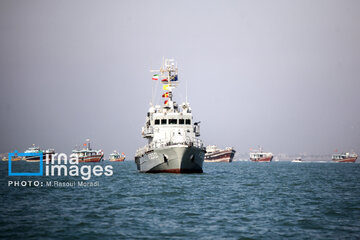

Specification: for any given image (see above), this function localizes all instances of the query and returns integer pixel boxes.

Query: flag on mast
[162,92,169,98]
[171,75,178,81]
[163,84,169,90]
[152,74,159,80]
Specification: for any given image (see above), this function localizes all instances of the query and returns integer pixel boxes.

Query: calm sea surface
[1,161,360,239]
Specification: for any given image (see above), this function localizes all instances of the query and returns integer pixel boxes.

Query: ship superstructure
[135,59,205,173]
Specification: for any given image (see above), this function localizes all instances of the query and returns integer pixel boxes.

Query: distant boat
[1,155,20,161]
[71,139,104,163]
[332,153,357,163]
[109,151,126,162]
[249,147,273,162]
[204,145,236,163]
[291,157,302,163]
[24,145,55,162]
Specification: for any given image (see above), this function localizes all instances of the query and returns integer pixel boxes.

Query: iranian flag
[152,74,159,80]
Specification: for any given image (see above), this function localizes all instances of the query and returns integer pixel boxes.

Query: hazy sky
[1,0,359,157]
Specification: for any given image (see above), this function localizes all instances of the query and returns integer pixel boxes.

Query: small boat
[249,147,273,162]
[291,157,302,163]
[1,154,21,161]
[71,139,104,163]
[24,145,55,162]
[109,151,126,162]
[332,153,357,163]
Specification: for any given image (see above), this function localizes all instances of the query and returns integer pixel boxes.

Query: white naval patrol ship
[135,59,205,173]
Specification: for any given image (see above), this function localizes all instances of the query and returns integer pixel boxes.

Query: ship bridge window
[179,119,185,125]
[154,119,160,125]
[161,119,167,125]
[186,119,191,125]
[169,119,177,124]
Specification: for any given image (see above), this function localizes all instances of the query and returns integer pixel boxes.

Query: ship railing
[135,138,204,156]
[142,126,154,136]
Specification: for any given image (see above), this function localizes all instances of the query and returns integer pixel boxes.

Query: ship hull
[4,157,21,161]
[109,157,125,162]
[25,155,43,162]
[205,149,236,163]
[79,154,104,163]
[25,152,55,162]
[250,156,273,162]
[332,157,357,163]
[135,145,205,173]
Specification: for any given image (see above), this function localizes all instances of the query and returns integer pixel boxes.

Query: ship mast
[150,58,179,108]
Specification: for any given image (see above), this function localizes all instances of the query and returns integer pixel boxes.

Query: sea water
[1,161,359,239]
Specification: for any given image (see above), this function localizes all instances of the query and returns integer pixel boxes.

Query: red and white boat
[71,139,104,163]
[249,147,273,162]
[332,153,357,163]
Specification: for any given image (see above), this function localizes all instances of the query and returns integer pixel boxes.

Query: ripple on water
[1,161,360,239]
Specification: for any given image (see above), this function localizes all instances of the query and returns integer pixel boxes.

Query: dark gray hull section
[135,145,205,173]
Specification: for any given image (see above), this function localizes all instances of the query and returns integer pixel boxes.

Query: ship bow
[136,145,205,173]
